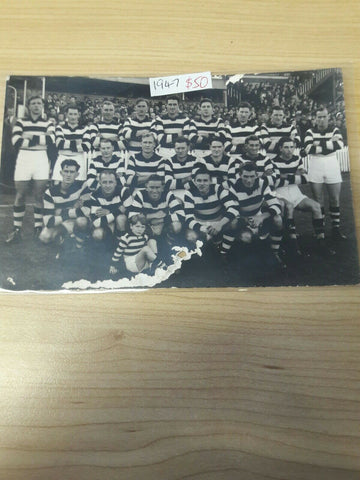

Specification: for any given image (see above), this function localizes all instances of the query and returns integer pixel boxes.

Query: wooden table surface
[0,1,359,479]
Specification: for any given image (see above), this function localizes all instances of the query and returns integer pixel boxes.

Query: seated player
[109,214,161,276]
[164,136,197,198]
[126,132,165,190]
[87,138,126,190]
[86,170,132,244]
[273,137,335,256]
[183,166,238,253]
[229,162,285,267]
[129,174,183,240]
[193,138,232,188]
[40,159,89,251]
[228,135,276,186]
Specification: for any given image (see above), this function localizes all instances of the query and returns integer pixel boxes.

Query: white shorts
[307,153,342,184]
[124,255,149,273]
[14,150,49,182]
[276,185,307,208]
[52,153,87,181]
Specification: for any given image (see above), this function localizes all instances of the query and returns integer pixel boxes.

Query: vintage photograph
[0,69,358,291]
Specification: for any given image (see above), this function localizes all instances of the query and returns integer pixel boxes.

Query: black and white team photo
[0,69,359,290]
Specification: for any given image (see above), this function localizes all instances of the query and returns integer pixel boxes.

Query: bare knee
[39,228,52,244]
[75,217,88,231]
[239,230,252,244]
[115,214,127,232]
[272,215,283,230]
[92,228,105,242]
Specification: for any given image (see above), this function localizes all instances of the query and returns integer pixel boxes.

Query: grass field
[0,174,359,291]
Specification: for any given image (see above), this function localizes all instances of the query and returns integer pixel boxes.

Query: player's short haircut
[146,174,164,184]
[99,137,113,146]
[65,104,80,114]
[135,98,149,108]
[315,106,328,115]
[237,102,251,111]
[239,161,258,175]
[167,96,179,104]
[200,98,213,107]
[102,100,115,108]
[175,136,190,146]
[272,106,284,113]
[61,159,80,171]
[141,132,157,144]
[278,136,294,149]
[193,166,211,179]
[129,214,147,226]
[245,135,260,145]
[99,169,117,180]
[210,137,225,146]
[28,95,44,105]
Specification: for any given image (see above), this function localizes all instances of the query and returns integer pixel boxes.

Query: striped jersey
[272,154,307,188]
[89,119,123,151]
[87,153,126,190]
[112,233,149,263]
[164,154,197,190]
[226,119,262,155]
[184,182,238,233]
[12,115,55,151]
[126,152,165,188]
[230,177,281,218]
[55,122,91,155]
[304,127,344,156]
[261,122,300,156]
[43,180,88,228]
[87,185,132,228]
[152,113,191,148]
[188,116,227,151]
[193,154,232,185]
[129,190,184,224]
[121,115,153,153]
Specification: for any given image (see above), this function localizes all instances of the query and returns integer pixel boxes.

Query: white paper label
[149,72,212,97]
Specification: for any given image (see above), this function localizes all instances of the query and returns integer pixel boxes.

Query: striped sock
[13,205,25,229]
[219,234,235,254]
[33,206,43,229]
[270,224,283,252]
[312,218,325,239]
[329,206,340,229]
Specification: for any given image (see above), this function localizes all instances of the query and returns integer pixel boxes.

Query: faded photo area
[0,69,358,291]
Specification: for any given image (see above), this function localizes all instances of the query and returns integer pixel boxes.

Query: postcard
[0,69,358,291]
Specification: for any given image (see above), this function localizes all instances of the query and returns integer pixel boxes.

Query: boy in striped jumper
[109,214,159,275]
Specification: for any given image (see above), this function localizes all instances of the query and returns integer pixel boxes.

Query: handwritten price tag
[150,72,213,97]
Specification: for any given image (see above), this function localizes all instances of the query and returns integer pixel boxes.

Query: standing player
[87,138,126,190]
[121,98,153,157]
[126,133,165,190]
[228,135,276,186]
[226,102,262,158]
[90,100,124,153]
[52,104,91,182]
[6,96,55,243]
[304,107,346,240]
[194,138,232,188]
[188,98,227,158]
[262,106,300,159]
[164,136,197,194]
[152,96,190,159]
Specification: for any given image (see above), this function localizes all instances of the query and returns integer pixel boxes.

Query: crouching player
[183,166,238,254]
[230,162,285,267]
[40,159,89,256]
[109,214,163,276]
[273,137,334,256]
[87,170,132,245]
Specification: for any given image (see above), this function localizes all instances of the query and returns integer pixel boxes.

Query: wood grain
[0,1,359,479]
